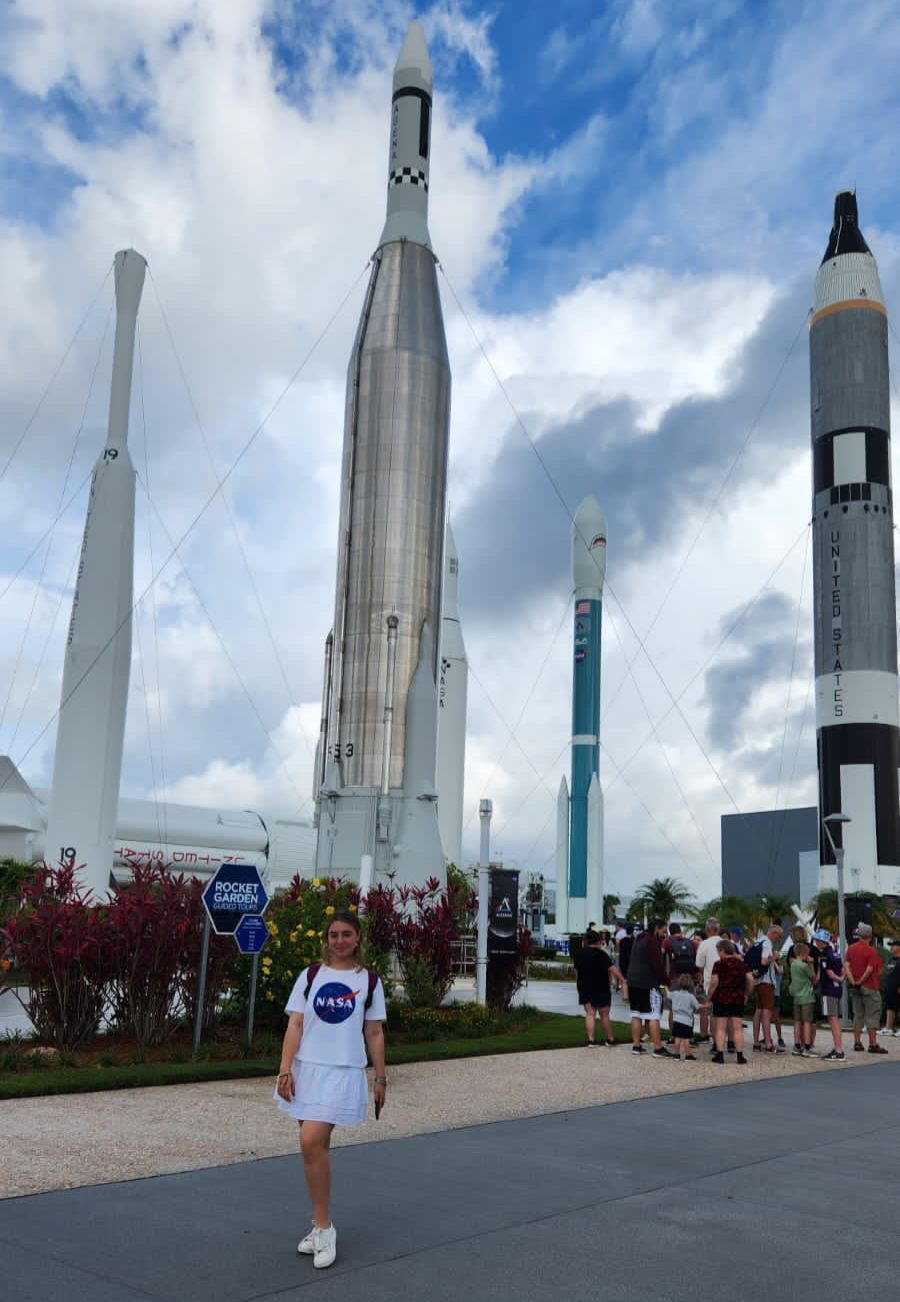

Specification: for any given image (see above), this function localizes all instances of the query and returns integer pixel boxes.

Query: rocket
[314,22,450,888]
[44,249,146,897]
[556,498,606,933]
[436,524,468,870]
[810,192,900,896]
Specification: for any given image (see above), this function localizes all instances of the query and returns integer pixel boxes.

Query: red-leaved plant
[106,866,236,1045]
[393,876,459,1008]
[0,863,115,1048]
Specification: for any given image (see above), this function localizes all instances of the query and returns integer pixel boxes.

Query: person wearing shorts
[845,924,887,1054]
[573,928,624,1046]
[626,919,673,1058]
[707,939,751,1064]
[694,918,721,1041]
[789,943,817,1056]
[813,928,846,1060]
[750,925,783,1052]
[669,973,706,1059]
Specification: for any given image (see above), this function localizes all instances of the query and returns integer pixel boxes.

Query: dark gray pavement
[4,1063,898,1301]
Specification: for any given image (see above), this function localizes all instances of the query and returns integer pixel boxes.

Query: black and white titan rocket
[810,191,900,896]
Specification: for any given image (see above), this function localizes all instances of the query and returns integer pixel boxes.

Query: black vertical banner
[489,869,519,956]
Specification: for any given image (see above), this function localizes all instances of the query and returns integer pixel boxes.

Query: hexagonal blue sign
[202,864,269,935]
[234,913,269,955]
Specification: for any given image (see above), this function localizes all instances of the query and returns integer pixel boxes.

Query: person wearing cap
[729,926,745,956]
[879,939,900,1037]
[812,927,847,1061]
[845,923,887,1054]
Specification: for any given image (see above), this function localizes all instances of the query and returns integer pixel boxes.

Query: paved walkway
[4,1062,898,1301]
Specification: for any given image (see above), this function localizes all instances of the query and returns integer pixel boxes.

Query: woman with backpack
[275,910,387,1270]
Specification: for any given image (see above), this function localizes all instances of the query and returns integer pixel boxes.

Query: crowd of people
[572,915,900,1064]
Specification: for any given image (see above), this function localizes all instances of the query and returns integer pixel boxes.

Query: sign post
[235,912,270,1047]
[195,865,270,1059]
[191,912,211,1061]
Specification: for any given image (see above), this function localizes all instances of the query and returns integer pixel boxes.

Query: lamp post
[476,799,492,1005]
[822,811,852,1022]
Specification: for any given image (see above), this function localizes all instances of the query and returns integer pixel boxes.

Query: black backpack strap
[303,963,322,1001]
[364,970,379,1011]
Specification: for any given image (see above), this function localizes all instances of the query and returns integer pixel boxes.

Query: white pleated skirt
[274,1061,368,1126]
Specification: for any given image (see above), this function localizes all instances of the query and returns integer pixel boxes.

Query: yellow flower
[265,991,274,1001]
[289,931,299,943]
[311,878,321,888]
[267,920,279,935]
[348,904,357,912]
[325,906,334,916]
[306,929,316,938]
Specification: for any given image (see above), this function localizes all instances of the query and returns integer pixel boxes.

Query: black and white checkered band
[389,166,428,191]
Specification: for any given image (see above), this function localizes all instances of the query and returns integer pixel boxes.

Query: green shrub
[527,961,576,981]
[397,953,447,1009]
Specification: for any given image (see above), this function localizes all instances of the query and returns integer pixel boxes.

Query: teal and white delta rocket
[556,498,606,933]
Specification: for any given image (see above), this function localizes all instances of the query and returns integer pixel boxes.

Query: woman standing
[573,928,625,1045]
[275,911,387,1269]
[707,939,752,1065]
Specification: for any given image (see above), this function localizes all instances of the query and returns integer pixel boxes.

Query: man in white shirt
[695,918,721,1041]
[750,924,784,1052]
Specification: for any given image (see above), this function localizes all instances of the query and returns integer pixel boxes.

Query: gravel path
[2,1032,890,1199]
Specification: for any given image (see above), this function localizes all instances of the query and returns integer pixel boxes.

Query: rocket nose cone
[822,189,871,263]
[574,496,607,537]
[572,497,607,591]
[445,522,458,567]
[394,20,432,89]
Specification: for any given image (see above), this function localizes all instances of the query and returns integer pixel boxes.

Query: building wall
[721,807,819,903]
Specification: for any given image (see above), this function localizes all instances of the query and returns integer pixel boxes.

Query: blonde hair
[321,910,365,969]
[678,974,695,991]
[790,924,808,944]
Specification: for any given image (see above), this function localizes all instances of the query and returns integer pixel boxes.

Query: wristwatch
[374,1076,388,1085]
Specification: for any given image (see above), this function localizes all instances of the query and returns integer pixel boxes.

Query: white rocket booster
[436,524,468,869]
[44,250,146,897]
[555,774,570,934]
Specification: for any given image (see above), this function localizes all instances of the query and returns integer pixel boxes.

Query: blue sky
[0,0,899,902]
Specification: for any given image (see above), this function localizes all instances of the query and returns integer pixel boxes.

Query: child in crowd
[669,973,707,1060]
[790,942,818,1057]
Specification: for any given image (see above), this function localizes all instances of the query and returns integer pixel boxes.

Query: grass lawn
[0,1012,628,1099]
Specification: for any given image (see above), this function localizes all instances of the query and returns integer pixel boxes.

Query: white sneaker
[313,1224,337,1269]
[893,1030,900,1037]
[878,1027,892,1036]
[297,1223,316,1255]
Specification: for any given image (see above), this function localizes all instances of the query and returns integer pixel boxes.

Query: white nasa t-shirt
[286,964,387,1069]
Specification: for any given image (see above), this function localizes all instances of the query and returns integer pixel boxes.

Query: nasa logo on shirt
[313,981,361,1024]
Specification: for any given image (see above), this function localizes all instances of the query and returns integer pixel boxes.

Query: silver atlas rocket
[44,249,146,897]
[810,191,900,896]
[556,498,606,933]
[314,22,451,889]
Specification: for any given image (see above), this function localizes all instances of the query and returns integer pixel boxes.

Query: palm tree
[627,877,694,923]
[809,889,893,937]
[757,894,797,929]
[688,894,760,936]
[602,894,621,924]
